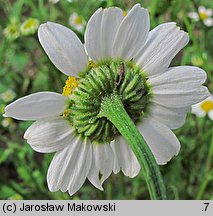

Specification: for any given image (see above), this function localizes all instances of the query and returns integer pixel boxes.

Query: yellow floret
[201,101,213,112]
[74,16,83,25]
[199,12,208,20]
[123,10,127,17]
[62,76,78,96]
[88,60,96,69]
[62,109,71,117]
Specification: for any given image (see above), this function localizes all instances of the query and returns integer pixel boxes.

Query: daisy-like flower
[3,19,20,40]
[192,95,213,120]
[49,0,60,4]
[49,0,73,3]
[188,6,213,27]
[0,89,16,103]
[191,55,204,67]
[1,118,13,128]
[3,4,210,195]
[20,18,40,36]
[68,12,86,32]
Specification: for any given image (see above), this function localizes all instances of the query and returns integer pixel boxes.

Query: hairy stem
[99,94,167,200]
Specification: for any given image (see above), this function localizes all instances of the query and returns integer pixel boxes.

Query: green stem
[206,130,213,170]
[196,174,213,199]
[196,130,213,199]
[99,94,167,200]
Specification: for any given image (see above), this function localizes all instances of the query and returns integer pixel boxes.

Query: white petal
[191,103,206,117]
[136,22,189,77]
[198,6,206,13]
[111,136,140,178]
[111,146,120,175]
[149,66,210,108]
[206,9,213,16]
[137,118,181,165]
[208,110,213,120]
[88,143,114,190]
[205,95,213,102]
[152,86,210,108]
[192,95,213,119]
[203,18,213,27]
[188,12,199,21]
[85,7,123,62]
[113,4,150,60]
[150,103,188,129]
[38,22,88,76]
[47,136,92,195]
[24,117,75,153]
[149,66,207,89]
[3,92,66,120]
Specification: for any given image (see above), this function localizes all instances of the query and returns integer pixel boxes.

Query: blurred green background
[0,0,212,200]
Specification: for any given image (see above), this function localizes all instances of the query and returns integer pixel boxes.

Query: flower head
[20,18,40,36]
[49,0,73,3]
[3,19,20,40]
[0,89,16,103]
[68,12,86,32]
[191,55,204,67]
[49,0,60,4]
[3,4,210,195]
[188,6,213,27]
[192,95,213,120]
[1,118,13,128]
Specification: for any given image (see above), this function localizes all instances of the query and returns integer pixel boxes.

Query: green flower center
[65,60,151,143]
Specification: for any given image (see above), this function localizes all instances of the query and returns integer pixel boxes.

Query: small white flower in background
[3,4,210,195]
[192,95,213,120]
[191,55,204,67]
[1,118,13,128]
[3,19,20,40]
[188,6,213,27]
[20,18,40,36]
[68,12,86,32]
[49,0,60,4]
[49,0,73,3]
[0,89,16,103]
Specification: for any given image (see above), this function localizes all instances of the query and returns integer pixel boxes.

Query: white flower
[68,12,86,32]
[20,18,40,36]
[188,6,213,27]
[3,4,210,195]
[192,95,213,120]
[49,0,60,4]
[3,19,20,40]
[49,0,73,3]
[0,89,16,102]
[1,118,13,127]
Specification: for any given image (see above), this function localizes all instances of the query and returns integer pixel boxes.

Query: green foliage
[0,0,212,200]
